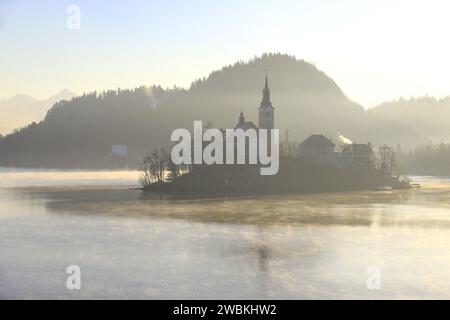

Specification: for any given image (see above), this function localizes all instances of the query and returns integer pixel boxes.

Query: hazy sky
[1,0,450,107]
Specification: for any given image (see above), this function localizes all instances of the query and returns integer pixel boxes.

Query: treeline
[0,53,424,168]
[0,86,186,168]
[370,96,450,142]
[398,143,450,175]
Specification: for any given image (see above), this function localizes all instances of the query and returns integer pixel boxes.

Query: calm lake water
[1,168,450,299]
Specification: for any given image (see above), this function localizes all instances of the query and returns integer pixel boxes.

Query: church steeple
[238,110,245,124]
[261,72,272,108]
[259,73,274,130]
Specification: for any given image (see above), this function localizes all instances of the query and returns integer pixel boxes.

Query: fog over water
[1,168,450,299]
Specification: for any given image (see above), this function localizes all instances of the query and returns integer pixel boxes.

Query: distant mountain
[369,96,450,143]
[0,54,419,168]
[0,89,76,135]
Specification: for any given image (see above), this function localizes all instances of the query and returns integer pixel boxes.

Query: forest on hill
[0,53,430,168]
[370,96,450,142]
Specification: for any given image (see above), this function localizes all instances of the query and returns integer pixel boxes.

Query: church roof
[235,121,258,131]
[235,111,258,131]
[344,143,372,155]
[300,135,335,148]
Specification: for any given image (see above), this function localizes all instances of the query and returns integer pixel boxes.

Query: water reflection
[36,185,450,230]
[2,172,450,299]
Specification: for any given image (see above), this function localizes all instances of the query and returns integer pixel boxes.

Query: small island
[141,76,411,196]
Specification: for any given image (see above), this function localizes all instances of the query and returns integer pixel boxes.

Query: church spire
[258,73,274,130]
[264,70,269,90]
[260,72,273,109]
[238,110,245,124]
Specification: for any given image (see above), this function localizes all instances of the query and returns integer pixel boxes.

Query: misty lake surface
[1,168,450,299]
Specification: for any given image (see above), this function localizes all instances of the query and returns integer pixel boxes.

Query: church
[234,75,274,132]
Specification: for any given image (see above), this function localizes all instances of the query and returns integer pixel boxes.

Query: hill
[0,53,418,168]
[370,96,450,142]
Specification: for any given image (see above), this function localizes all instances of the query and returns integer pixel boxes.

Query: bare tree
[166,158,180,182]
[141,153,153,186]
[378,145,395,176]
[141,147,170,185]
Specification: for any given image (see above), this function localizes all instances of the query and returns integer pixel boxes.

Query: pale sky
[1,0,450,107]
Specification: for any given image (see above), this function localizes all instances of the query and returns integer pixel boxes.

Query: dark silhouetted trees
[0,53,420,168]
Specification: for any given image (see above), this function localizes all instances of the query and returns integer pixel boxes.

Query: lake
[1,168,450,299]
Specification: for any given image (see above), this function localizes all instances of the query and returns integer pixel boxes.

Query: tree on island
[166,159,181,182]
[378,145,396,176]
[141,147,169,185]
[141,147,189,186]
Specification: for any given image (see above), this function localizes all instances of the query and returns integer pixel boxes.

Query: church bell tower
[258,74,274,130]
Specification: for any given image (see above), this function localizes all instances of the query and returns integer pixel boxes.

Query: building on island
[258,75,274,130]
[234,74,274,132]
[341,143,374,169]
[299,134,338,165]
[234,111,258,131]
[298,133,374,169]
